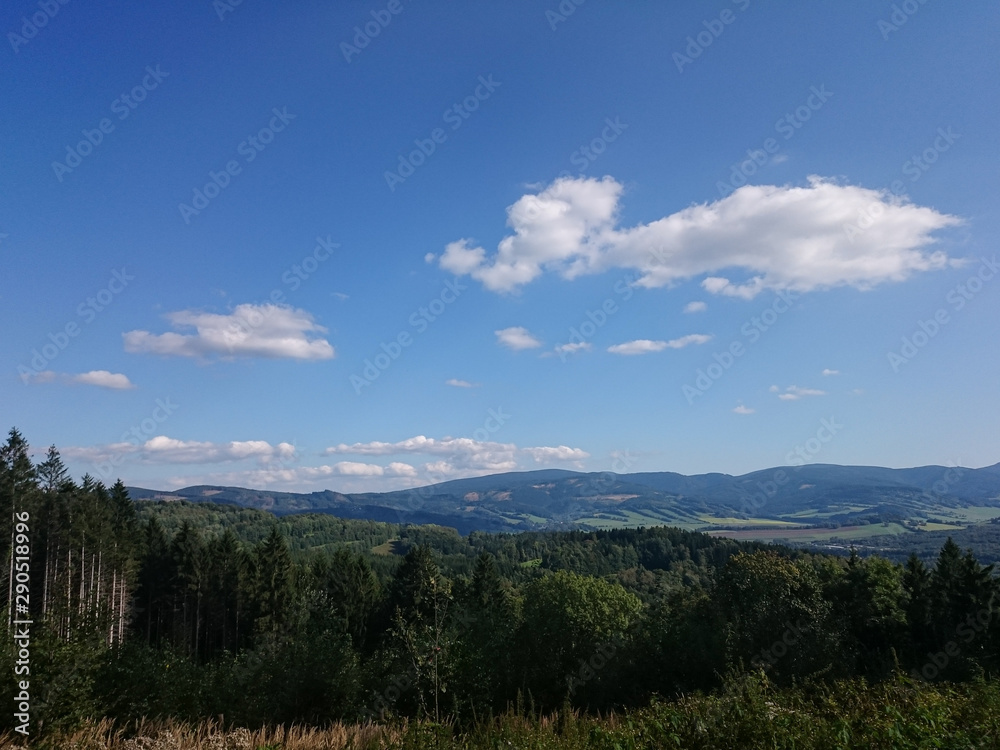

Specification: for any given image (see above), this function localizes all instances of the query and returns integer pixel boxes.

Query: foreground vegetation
[3,428,1000,747]
[7,674,1000,749]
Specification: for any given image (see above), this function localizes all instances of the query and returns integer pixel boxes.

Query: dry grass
[0,718,404,750]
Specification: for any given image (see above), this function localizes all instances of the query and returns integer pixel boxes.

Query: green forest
[3,427,1000,749]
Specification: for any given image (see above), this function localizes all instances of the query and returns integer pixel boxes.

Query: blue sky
[2,0,998,493]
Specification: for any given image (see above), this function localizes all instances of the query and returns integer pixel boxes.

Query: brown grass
[0,718,403,750]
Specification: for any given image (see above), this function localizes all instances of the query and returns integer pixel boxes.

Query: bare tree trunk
[66,547,72,638]
[118,572,126,644]
[42,542,50,619]
[109,568,117,645]
[95,551,103,624]
[78,545,86,616]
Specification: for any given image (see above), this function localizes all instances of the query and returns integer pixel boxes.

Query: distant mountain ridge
[128,461,1000,536]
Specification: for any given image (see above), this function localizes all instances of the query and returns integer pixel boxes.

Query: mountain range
[129,461,1000,539]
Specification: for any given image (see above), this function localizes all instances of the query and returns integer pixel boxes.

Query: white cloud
[23,370,135,389]
[522,445,590,463]
[665,333,713,348]
[733,405,755,415]
[684,301,707,313]
[554,341,592,356]
[330,461,388,477]
[387,462,419,477]
[63,436,297,466]
[495,326,542,350]
[91,435,591,494]
[822,368,840,376]
[608,339,668,355]
[326,434,590,476]
[775,385,826,401]
[446,378,478,388]
[161,459,420,491]
[72,370,136,389]
[437,175,960,297]
[607,334,711,355]
[123,303,334,360]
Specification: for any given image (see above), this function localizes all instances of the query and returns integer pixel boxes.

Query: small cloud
[775,385,826,401]
[608,334,712,355]
[665,333,712,348]
[683,301,707,314]
[851,388,865,396]
[608,339,668,355]
[733,405,755,415]
[772,153,789,164]
[331,292,349,301]
[822,368,840,376]
[71,370,136,390]
[554,341,592,356]
[445,378,478,388]
[424,252,436,263]
[495,326,542,350]
[22,370,135,390]
[22,370,58,385]
[769,385,779,393]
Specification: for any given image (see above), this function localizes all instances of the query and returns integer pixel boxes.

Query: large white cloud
[124,303,334,360]
[434,175,961,297]
[63,437,296,465]
[326,435,589,474]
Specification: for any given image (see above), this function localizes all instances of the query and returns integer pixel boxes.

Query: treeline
[2,428,1000,741]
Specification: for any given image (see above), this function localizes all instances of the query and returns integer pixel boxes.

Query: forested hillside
[3,428,1000,746]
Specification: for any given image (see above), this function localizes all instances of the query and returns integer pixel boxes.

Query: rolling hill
[128,461,1000,540]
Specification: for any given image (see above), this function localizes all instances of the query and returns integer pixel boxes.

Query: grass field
[707,522,910,543]
[697,515,808,527]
